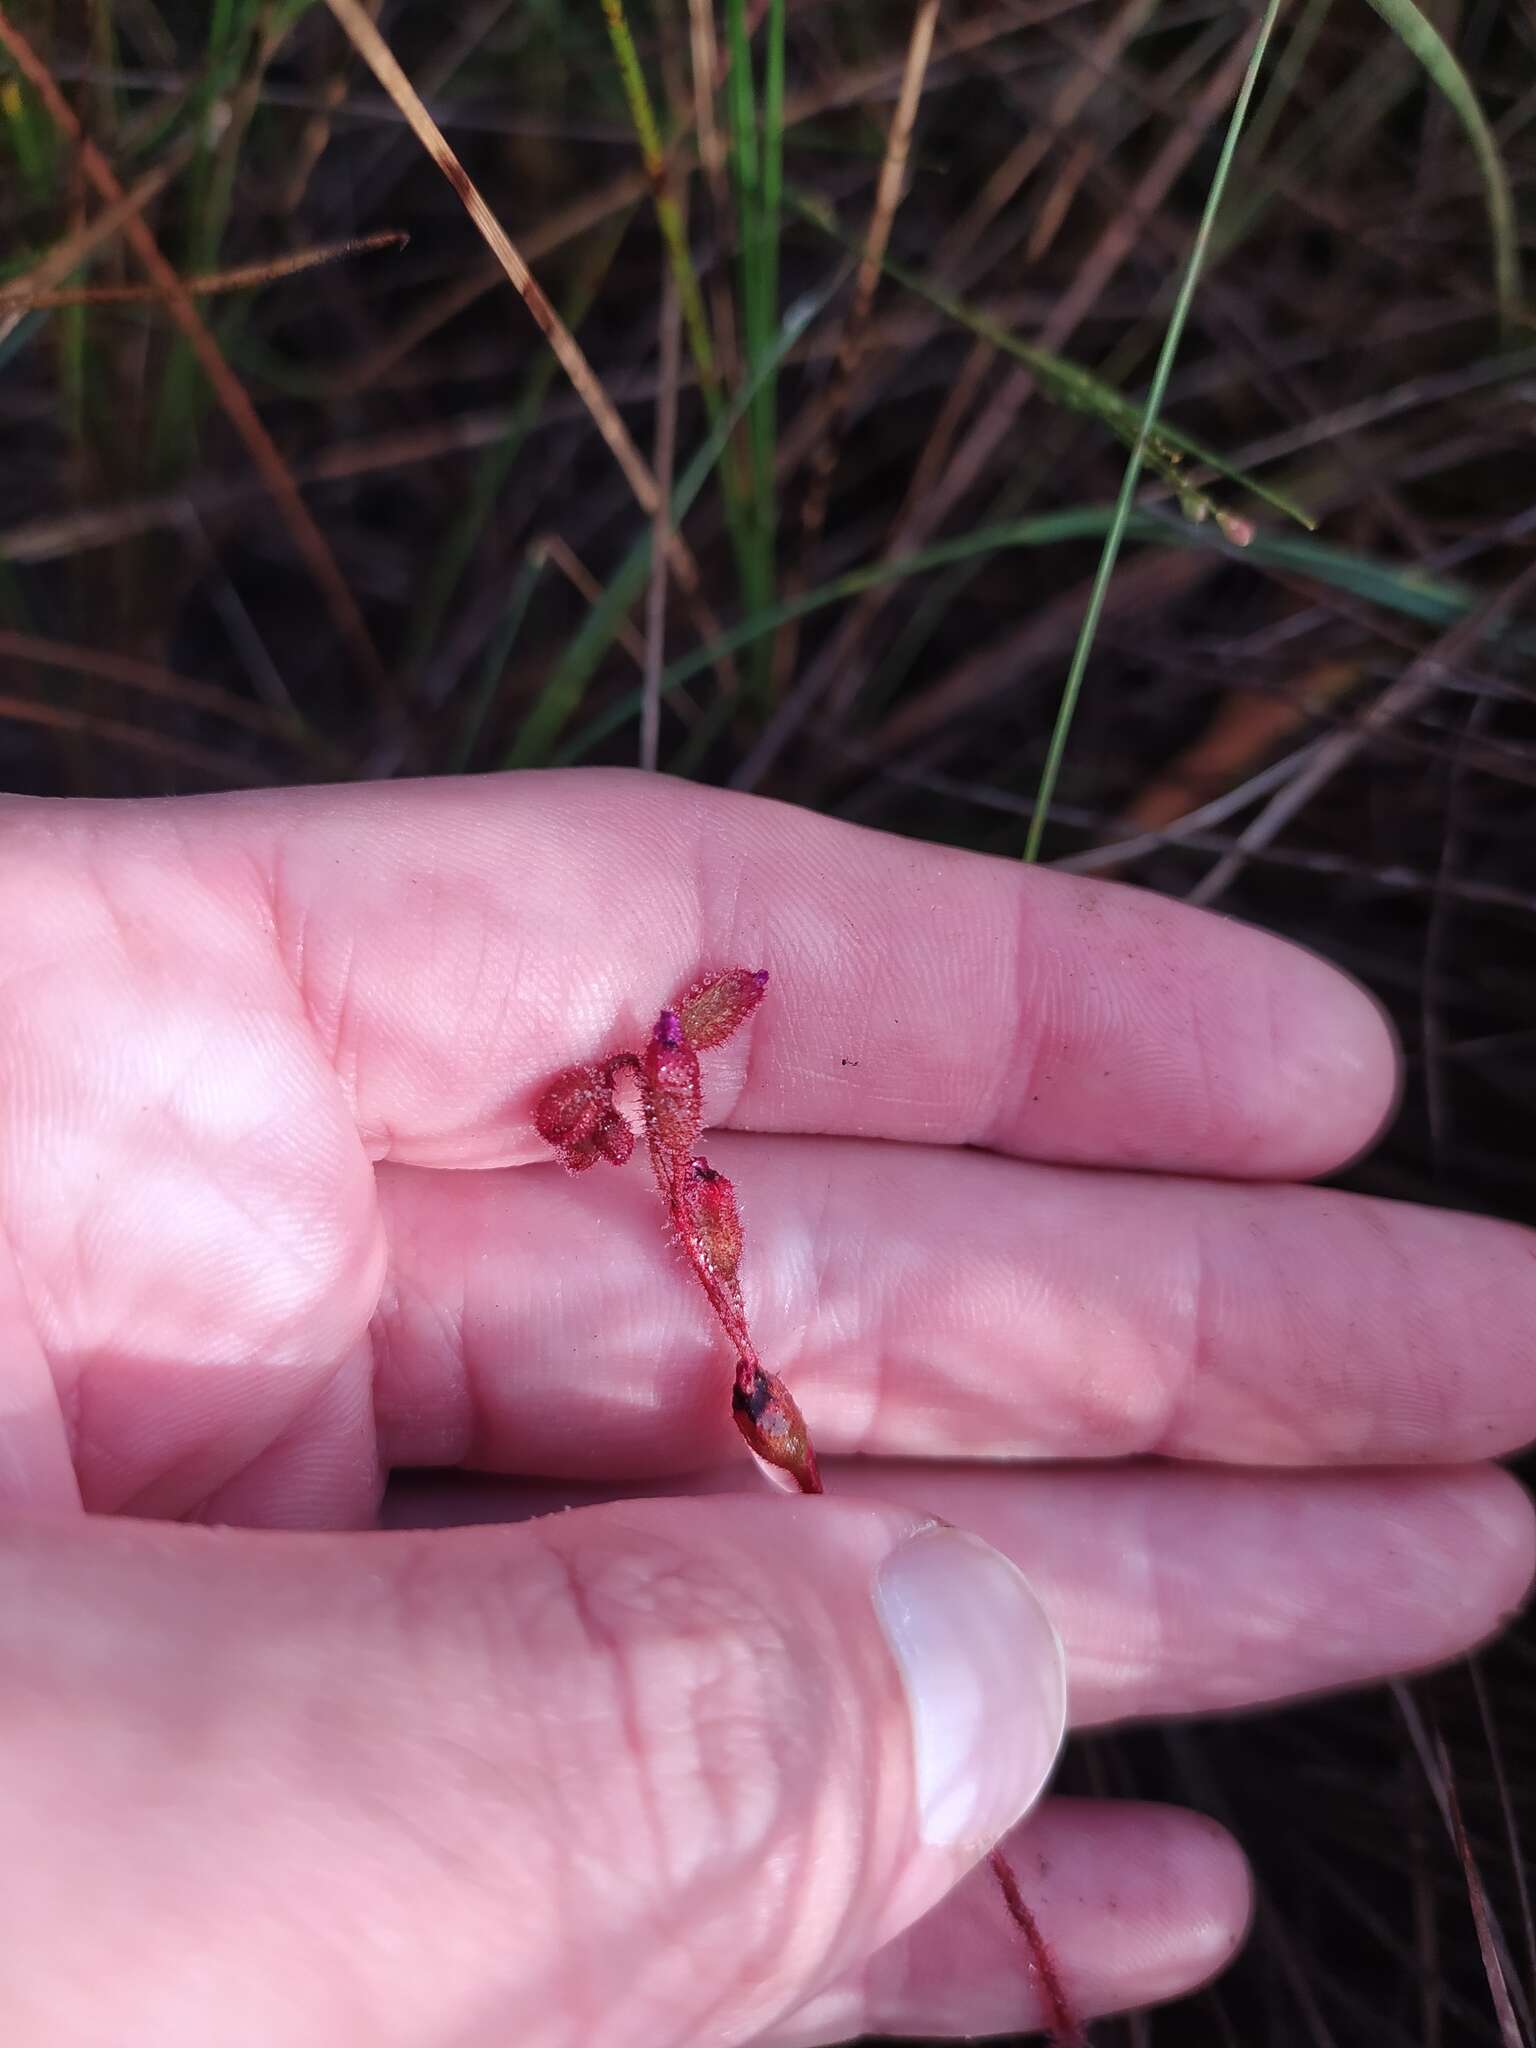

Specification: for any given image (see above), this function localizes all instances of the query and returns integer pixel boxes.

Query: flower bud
[676,968,769,1050]
[533,1064,608,1151]
[642,1009,702,1155]
[732,1361,821,1494]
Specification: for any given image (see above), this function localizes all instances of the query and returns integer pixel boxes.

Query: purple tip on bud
[653,1008,684,1050]
[750,970,769,991]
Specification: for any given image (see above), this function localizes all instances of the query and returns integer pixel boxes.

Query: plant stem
[1023,0,1285,863]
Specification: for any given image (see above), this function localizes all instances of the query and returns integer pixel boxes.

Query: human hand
[0,770,1530,2047]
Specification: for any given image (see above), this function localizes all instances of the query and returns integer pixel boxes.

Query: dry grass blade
[1025,137,1096,263]
[738,24,1267,786]
[344,169,651,392]
[687,0,727,206]
[1187,553,1536,906]
[321,0,704,600]
[279,0,383,215]
[643,273,682,771]
[0,230,407,310]
[0,694,266,786]
[1117,660,1360,836]
[921,24,1269,549]
[539,537,648,668]
[1469,1658,1536,2030]
[0,7,389,703]
[0,630,342,766]
[942,0,1159,281]
[1435,1729,1527,2048]
[1051,742,1332,876]
[686,0,741,388]
[0,132,193,344]
[794,0,939,565]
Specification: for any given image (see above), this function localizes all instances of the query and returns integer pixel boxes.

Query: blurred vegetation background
[2,0,1534,2040]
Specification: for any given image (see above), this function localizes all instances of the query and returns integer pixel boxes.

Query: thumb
[0,1497,1064,2048]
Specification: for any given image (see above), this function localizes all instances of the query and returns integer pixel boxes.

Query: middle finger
[369,1137,1536,1477]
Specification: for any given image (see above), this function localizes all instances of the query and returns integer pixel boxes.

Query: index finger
[3,768,1394,1176]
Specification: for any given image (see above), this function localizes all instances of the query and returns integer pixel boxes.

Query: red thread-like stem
[990,1845,1089,2047]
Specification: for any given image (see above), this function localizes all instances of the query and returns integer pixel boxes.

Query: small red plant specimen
[535,966,819,1492]
[535,968,1084,2045]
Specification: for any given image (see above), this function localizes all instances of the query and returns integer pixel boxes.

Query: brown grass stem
[0,6,389,701]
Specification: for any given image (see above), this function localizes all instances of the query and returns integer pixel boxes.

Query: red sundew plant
[535,967,1085,2047]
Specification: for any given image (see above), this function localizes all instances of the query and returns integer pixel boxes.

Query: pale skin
[0,767,1532,2047]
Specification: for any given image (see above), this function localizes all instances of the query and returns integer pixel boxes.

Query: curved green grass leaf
[789,187,1314,534]
[550,506,1536,765]
[1024,0,1285,861]
[1361,0,1519,321]
[502,280,834,768]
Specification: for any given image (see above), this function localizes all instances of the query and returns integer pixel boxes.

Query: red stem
[989,1846,1088,2048]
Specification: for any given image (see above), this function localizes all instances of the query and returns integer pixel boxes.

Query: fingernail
[874,1525,1066,1850]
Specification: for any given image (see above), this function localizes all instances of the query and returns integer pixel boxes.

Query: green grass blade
[758,0,786,510]
[1233,0,1333,176]
[451,549,547,774]
[502,280,831,768]
[552,501,1536,766]
[724,0,775,650]
[790,189,1314,533]
[1,72,59,199]
[1231,525,1536,644]
[599,0,718,405]
[151,2,270,474]
[597,0,762,621]
[403,219,625,682]
[1023,0,1285,863]
[1361,0,1519,321]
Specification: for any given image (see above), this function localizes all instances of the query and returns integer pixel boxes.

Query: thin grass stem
[1023,0,1286,863]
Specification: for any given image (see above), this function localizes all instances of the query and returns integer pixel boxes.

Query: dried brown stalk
[343,171,649,392]
[795,0,940,576]
[0,7,390,704]
[0,629,347,770]
[320,0,703,596]
[538,537,649,669]
[1187,553,1536,907]
[0,232,407,311]
[799,25,1267,743]
[643,275,683,771]
[0,135,192,345]
[277,0,383,215]
[1026,138,1096,263]
[0,694,266,787]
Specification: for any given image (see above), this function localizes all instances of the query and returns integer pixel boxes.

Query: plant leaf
[1360,0,1520,321]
